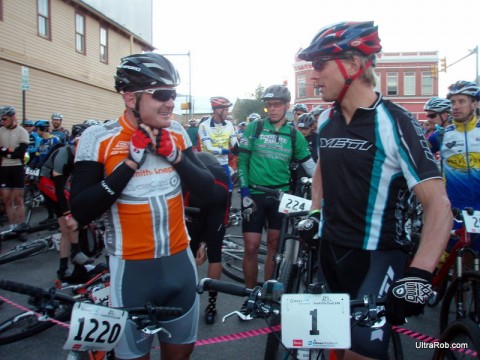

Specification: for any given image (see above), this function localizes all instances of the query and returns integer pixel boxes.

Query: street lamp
[160,51,192,118]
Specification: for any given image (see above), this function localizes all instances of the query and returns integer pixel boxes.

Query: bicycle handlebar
[197,278,254,297]
[251,185,282,196]
[0,279,46,297]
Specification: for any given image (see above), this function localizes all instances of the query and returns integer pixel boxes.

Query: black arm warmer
[174,148,214,201]
[231,143,239,155]
[52,175,69,214]
[4,143,28,159]
[70,160,135,225]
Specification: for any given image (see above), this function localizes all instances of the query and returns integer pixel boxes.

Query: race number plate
[281,293,350,349]
[64,302,127,352]
[278,193,312,214]
[462,210,480,233]
[25,167,40,176]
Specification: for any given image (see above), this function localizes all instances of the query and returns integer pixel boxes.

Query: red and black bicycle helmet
[298,21,382,61]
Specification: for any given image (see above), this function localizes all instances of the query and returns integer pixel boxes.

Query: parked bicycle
[432,318,480,359]
[0,233,59,265]
[197,278,403,360]
[433,208,480,333]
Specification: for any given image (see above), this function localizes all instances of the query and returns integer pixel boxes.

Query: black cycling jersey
[318,94,440,250]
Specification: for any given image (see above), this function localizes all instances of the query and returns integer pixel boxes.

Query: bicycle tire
[0,239,50,265]
[432,319,480,359]
[439,271,480,333]
[23,186,35,226]
[0,281,74,345]
[221,253,265,286]
[264,238,300,360]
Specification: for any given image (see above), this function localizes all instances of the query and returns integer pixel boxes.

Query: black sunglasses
[312,56,346,71]
[138,88,177,102]
[426,113,439,119]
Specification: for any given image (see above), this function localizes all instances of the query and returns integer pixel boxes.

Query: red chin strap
[334,58,373,105]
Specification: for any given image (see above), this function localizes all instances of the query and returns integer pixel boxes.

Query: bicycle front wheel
[0,304,71,345]
[439,271,480,332]
[432,319,480,359]
[0,239,49,265]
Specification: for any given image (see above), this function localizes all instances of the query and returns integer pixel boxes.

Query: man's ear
[123,92,137,109]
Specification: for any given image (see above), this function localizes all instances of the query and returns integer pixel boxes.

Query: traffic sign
[21,66,30,90]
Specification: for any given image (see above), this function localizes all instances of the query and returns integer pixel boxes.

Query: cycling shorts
[318,239,407,359]
[241,193,284,233]
[0,165,24,190]
[109,249,199,359]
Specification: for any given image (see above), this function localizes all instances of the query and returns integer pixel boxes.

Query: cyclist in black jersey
[298,21,452,359]
[184,152,229,325]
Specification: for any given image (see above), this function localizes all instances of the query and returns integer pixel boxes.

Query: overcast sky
[152,0,479,101]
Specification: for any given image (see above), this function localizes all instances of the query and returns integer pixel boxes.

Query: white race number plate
[64,302,127,352]
[281,293,351,349]
[278,193,312,214]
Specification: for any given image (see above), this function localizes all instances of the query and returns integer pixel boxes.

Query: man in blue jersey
[297,21,452,359]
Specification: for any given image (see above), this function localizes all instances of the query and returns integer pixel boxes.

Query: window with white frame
[387,72,398,96]
[75,13,85,54]
[298,76,306,98]
[421,72,434,96]
[37,0,50,38]
[404,72,415,96]
[100,26,108,63]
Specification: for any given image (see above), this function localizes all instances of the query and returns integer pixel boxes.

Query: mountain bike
[432,318,480,359]
[221,233,267,286]
[0,234,59,265]
[0,278,182,360]
[437,208,480,333]
[197,278,403,360]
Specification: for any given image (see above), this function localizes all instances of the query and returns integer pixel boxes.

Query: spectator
[0,106,29,234]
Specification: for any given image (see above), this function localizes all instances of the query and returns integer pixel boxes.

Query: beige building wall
[0,0,154,130]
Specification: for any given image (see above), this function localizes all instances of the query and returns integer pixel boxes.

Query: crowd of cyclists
[0,19,479,360]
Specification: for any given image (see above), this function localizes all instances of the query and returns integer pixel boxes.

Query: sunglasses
[312,56,346,71]
[136,88,177,102]
[264,101,286,109]
[294,112,304,116]
[426,113,439,119]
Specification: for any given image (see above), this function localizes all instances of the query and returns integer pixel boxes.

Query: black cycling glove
[297,210,321,246]
[386,267,433,325]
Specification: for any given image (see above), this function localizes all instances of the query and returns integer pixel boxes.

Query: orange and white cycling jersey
[75,113,192,260]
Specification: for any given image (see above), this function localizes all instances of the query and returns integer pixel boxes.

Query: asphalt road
[0,200,445,360]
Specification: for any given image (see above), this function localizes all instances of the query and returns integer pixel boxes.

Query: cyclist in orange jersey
[70,53,214,360]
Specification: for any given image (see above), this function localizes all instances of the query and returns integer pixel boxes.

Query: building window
[421,72,434,96]
[387,72,398,96]
[75,13,85,54]
[298,76,306,98]
[0,0,3,21]
[37,0,50,39]
[374,72,381,93]
[100,26,108,63]
[404,72,415,96]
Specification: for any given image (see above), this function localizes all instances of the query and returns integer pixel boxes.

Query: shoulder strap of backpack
[290,126,297,161]
[254,119,264,139]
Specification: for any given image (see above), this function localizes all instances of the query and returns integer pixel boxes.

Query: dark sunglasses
[312,56,346,71]
[426,113,439,119]
[138,88,177,102]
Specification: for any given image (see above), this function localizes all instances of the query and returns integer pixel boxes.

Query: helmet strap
[132,94,143,126]
[334,58,372,104]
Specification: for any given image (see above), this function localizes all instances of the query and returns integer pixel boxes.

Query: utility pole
[161,51,192,119]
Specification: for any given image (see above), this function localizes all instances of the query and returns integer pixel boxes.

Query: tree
[231,84,266,123]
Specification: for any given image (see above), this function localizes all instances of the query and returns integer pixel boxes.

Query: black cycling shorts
[241,193,285,233]
[0,165,24,190]
[318,239,407,359]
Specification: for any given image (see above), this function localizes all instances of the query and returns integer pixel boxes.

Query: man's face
[293,110,306,123]
[24,124,34,133]
[299,126,313,137]
[265,101,289,122]
[52,119,62,129]
[450,94,476,123]
[133,87,176,129]
[213,107,229,122]
[310,56,350,103]
[1,115,16,129]
[426,112,446,127]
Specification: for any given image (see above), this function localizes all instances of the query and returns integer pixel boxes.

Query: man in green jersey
[237,85,316,317]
